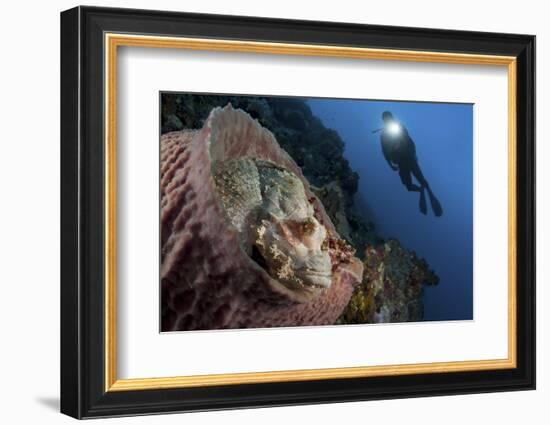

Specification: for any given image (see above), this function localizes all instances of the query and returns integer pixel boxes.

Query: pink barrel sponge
[161,104,363,331]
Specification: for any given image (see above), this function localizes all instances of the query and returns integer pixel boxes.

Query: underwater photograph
[160,93,473,332]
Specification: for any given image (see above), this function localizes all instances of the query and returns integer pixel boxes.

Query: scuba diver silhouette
[374,111,443,217]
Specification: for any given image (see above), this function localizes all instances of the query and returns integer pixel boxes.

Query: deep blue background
[308,98,473,321]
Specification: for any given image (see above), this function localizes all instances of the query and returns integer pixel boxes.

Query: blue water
[308,98,473,321]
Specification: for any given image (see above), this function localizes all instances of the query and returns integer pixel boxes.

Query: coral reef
[311,182,352,243]
[161,105,363,331]
[311,182,379,256]
[339,239,439,324]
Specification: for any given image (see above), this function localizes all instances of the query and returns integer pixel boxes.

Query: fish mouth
[294,268,332,289]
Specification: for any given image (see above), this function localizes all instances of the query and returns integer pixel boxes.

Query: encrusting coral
[339,239,439,324]
[161,104,363,331]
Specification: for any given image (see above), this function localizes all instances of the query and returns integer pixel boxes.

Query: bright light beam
[387,122,401,136]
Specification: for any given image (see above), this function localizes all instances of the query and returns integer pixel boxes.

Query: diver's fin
[419,189,427,215]
[427,188,443,217]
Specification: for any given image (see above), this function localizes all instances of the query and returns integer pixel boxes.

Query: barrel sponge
[161,104,363,331]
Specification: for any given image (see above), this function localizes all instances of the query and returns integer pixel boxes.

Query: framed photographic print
[60,6,535,419]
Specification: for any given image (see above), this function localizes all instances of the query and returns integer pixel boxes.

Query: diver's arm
[381,136,399,171]
[403,127,418,159]
[386,159,399,171]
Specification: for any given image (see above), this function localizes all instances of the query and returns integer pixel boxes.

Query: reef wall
[339,240,439,324]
